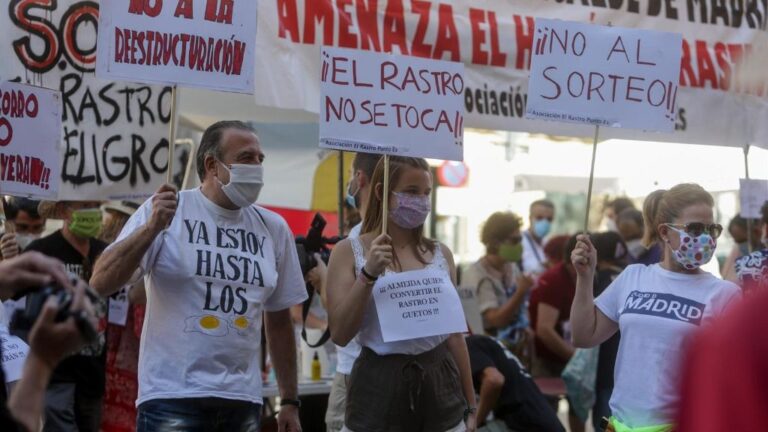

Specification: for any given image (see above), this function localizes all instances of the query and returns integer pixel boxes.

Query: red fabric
[262,206,340,237]
[677,289,768,432]
[100,305,145,432]
[528,262,576,366]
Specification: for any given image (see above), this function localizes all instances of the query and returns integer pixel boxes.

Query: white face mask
[15,233,41,250]
[217,162,264,208]
[626,239,646,259]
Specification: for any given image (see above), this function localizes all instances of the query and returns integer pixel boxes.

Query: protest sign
[1,0,172,201]
[0,327,29,383]
[0,82,61,200]
[373,269,467,343]
[319,47,464,161]
[526,19,682,132]
[97,0,257,94]
[257,1,765,147]
[739,178,768,219]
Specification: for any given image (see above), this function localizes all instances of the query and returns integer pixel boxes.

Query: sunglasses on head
[666,223,723,239]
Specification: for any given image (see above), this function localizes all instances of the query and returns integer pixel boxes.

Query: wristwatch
[281,398,302,409]
[464,406,477,421]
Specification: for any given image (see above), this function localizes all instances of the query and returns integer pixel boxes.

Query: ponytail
[642,184,714,248]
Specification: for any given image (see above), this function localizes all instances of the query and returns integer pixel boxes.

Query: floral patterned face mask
[389,192,431,229]
[666,225,716,270]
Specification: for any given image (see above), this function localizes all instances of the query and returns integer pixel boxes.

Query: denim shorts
[137,397,261,432]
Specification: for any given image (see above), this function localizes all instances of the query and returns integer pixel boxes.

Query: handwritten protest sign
[97,0,257,94]
[320,47,464,161]
[373,269,467,343]
[0,327,29,383]
[1,1,172,201]
[0,82,61,200]
[739,179,768,219]
[526,19,682,132]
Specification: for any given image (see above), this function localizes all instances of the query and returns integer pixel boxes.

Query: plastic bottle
[311,352,321,381]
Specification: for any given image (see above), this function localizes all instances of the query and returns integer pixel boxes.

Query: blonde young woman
[327,156,476,432]
[570,184,740,432]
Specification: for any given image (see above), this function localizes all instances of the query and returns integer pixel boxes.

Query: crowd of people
[0,120,766,432]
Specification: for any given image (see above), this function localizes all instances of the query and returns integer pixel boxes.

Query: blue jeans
[137,398,261,432]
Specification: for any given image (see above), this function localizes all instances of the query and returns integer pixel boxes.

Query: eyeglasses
[666,223,723,239]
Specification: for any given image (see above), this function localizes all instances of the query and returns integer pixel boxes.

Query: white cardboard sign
[739,178,768,219]
[319,47,465,161]
[0,82,61,200]
[0,327,29,383]
[373,269,467,343]
[526,19,682,132]
[0,1,172,201]
[97,0,257,94]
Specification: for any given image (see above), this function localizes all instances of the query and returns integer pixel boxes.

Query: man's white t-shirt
[595,264,740,427]
[335,223,362,375]
[113,189,308,405]
[522,231,546,276]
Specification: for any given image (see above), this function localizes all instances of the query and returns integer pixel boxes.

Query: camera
[295,213,341,276]
[10,280,99,343]
[295,213,341,348]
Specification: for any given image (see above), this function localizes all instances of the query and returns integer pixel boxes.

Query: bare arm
[442,244,477,430]
[91,184,177,297]
[289,304,327,330]
[570,234,619,348]
[327,235,392,346]
[265,308,299,399]
[8,354,51,431]
[535,303,575,362]
[476,367,504,426]
[482,274,533,329]
[91,226,157,297]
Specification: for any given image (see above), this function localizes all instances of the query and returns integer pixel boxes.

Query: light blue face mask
[533,219,552,238]
[346,179,359,209]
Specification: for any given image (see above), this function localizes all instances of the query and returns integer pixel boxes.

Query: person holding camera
[0,252,97,432]
[327,156,476,432]
[22,199,107,432]
[91,121,307,432]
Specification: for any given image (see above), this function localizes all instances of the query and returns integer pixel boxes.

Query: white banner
[319,47,464,160]
[1,0,172,201]
[255,0,767,147]
[526,19,682,132]
[739,178,768,218]
[373,269,467,343]
[97,0,257,94]
[0,82,62,200]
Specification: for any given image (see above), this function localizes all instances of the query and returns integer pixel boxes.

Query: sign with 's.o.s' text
[526,19,682,132]
[0,82,61,200]
[97,0,257,94]
[1,0,172,201]
[320,47,465,161]
[373,268,467,343]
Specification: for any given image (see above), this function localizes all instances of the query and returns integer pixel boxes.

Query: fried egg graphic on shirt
[228,316,253,336]
[184,315,229,337]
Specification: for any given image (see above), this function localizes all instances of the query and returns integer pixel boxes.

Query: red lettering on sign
[304,0,334,45]
[514,15,534,70]
[277,0,300,42]
[383,0,408,54]
[410,0,432,58]
[434,4,459,61]
[356,0,380,51]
